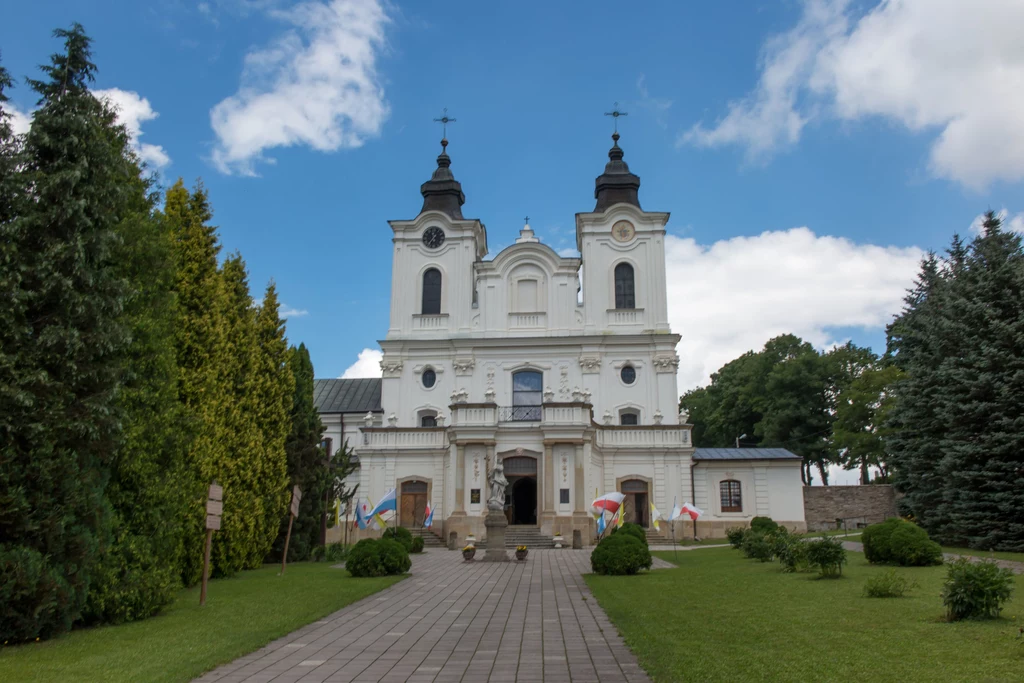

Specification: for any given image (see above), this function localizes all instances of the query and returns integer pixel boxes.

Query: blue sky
[4,0,1023,397]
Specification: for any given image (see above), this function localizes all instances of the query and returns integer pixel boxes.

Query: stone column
[540,443,555,535]
[454,444,466,512]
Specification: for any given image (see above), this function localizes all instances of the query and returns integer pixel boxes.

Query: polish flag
[680,502,704,521]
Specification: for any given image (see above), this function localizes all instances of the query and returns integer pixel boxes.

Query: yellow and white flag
[650,502,662,532]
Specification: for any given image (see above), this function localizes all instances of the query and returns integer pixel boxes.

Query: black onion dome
[594,132,641,212]
[420,139,466,219]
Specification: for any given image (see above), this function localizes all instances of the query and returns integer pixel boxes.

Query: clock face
[422,226,446,249]
[612,220,635,242]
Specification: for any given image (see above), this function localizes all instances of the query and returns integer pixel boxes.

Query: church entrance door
[621,479,649,528]
[400,480,428,528]
[510,477,537,525]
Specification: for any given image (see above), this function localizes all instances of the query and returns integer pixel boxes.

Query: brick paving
[195,550,673,683]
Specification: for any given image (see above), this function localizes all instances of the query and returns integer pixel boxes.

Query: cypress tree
[164,179,226,586]
[0,25,132,641]
[269,344,327,562]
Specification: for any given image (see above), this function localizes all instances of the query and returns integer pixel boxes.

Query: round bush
[942,558,1015,621]
[740,530,773,562]
[590,533,653,575]
[862,518,941,566]
[750,516,778,535]
[725,527,746,549]
[382,526,414,552]
[346,539,387,577]
[611,522,648,546]
[377,538,412,575]
[410,536,425,553]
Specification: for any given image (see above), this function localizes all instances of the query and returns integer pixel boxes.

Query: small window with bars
[560,488,570,504]
[720,480,742,513]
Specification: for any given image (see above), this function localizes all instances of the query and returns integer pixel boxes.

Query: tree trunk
[860,458,870,485]
[816,461,829,486]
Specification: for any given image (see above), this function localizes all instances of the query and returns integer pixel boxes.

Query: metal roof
[313,378,382,414]
[693,447,802,461]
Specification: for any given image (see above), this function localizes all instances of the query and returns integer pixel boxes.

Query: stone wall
[803,485,898,531]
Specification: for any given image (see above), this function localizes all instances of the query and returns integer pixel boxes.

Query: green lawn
[586,548,1024,683]
[940,545,1024,564]
[0,562,403,683]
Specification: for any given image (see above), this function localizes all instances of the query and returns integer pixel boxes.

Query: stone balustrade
[361,428,448,449]
[595,425,691,448]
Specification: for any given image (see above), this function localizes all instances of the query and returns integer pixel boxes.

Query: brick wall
[802,485,899,531]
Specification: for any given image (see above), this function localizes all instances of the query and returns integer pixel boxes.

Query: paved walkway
[195,550,673,683]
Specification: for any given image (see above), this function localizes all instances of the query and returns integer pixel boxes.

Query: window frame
[720,480,743,513]
[619,409,640,426]
[614,262,635,310]
[511,370,543,421]
[422,267,442,315]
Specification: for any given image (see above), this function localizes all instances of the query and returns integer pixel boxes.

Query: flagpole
[671,521,678,562]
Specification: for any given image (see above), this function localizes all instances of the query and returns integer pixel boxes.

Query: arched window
[614,262,635,309]
[619,409,639,426]
[421,415,437,427]
[720,480,742,513]
[422,268,442,315]
[511,370,543,421]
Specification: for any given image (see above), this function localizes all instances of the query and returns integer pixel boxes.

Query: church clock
[612,220,635,242]
[422,226,446,249]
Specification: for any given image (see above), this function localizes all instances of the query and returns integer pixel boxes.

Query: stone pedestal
[482,509,510,562]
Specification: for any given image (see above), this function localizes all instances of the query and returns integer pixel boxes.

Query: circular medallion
[612,220,635,242]
[422,226,446,249]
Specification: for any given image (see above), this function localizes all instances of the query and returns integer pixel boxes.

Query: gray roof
[693,447,802,461]
[313,378,382,414]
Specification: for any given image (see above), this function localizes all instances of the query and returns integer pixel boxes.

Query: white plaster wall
[766,465,806,521]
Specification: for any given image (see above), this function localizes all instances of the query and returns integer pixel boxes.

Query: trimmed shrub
[942,558,1015,621]
[777,535,810,573]
[750,517,778,535]
[410,537,425,553]
[766,526,792,558]
[740,531,773,562]
[725,527,746,549]
[382,526,414,553]
[346,539,386,577]
[864,569,918,598]
[806,536,846,578]
[591,533,653,575]
[378,539,412,575]
[611,522,648,546]
[862,518,942,566]
[324,543,348,563]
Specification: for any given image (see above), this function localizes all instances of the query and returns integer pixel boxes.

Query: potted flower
[515,545,528,561]
[462,544,476,561]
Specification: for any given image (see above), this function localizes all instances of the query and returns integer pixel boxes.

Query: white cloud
[279,304,309,318]
[341,347,382,378]
[667,227,924,390]
[93,88,171,169]
[210,0,390,175]
[684,0,1024,189]
[5,104,31,136]
[969,209,1024,235]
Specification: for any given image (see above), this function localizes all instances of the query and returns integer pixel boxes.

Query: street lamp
[735,433,747,448]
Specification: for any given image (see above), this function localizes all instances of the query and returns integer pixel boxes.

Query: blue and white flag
[367,488,397,519]
[424,501,434,529]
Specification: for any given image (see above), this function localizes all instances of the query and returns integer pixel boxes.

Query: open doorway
[510,477,537,525]
[621,479,649,528]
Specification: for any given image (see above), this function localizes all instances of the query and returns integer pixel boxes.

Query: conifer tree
[269,344,327,562]
[164,179,226,586]
[0,25,133,640]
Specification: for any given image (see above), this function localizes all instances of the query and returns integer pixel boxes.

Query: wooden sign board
[290,486,302,518]
[209,483,223,501]
[206,499,223,516]
[206,514,221,531]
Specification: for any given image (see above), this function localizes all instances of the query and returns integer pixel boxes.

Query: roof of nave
[693,447,802,461]
[313,378,382,414]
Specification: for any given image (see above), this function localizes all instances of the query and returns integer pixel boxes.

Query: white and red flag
[591,492,625,516]
[680,502,704,521]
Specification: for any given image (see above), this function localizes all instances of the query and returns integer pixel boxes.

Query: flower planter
[462,547,476,561]
[515,548,528,561]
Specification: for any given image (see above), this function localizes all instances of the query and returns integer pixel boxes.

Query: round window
[422,369,436,388]
[620,366,636,385]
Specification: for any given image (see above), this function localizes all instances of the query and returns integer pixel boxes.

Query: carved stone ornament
[571,386,583,402]
[363,412,374,427]
[653,409,664,424]
[561,456,568,483]
[581,388,592,404]
[484,387,496,402]
[543,386,555,402]
[452,358,476,375]
[602,410,613,425]
[450,388,459,404]
[454,387,469,404]
[387,413,398,427]
[487,454,509,511]
[473,456,480,481]
[578,356,601,373]
[652,355,680,373]
[380,358,404,377]
[559,366,570,399]
[678,408,690,423]
[435,413,446,427]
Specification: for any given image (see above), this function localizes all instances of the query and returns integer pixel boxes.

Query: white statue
[487,454,509,511]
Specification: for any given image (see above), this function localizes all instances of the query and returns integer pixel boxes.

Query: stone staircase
[645,527,672,545]
[408,527,446,549]
[473,526,557,549]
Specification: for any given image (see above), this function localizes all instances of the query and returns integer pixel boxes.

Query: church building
[315,131,806,545]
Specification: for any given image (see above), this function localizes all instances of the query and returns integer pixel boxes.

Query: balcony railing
[412,313,449,330]
[361,428,447,449]
[595,425,691,449]
[498,405,542,422]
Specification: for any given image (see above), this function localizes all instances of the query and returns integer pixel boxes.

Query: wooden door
[400,481,428,527]
[622,494,636,525]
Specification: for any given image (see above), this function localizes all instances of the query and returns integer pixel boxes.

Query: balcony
[498,405,542,422]
[607,308,644,326]
[361,428,447,449]
[413,313,449,331]
[450,404,498,426]
[508,312,546,329]
[595,425,691,449]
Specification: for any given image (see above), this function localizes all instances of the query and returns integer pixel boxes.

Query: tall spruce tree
[0,25,133,641]
[164,179,226,586]
[269,344,327,562]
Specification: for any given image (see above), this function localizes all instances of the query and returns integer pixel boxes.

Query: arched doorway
[503,455,537,525]
[621,479,649,528]
[400,480,428,528]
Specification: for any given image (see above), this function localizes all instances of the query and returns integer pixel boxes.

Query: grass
[0,562,403,683]
[585,548,1024,682]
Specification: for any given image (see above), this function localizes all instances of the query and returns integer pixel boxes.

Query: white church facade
[315,132,806,545]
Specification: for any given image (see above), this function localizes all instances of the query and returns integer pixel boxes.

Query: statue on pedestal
[487,454,509,511]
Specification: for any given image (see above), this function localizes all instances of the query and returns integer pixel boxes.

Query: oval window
[620,366,636,385]
[422,369,436,388]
